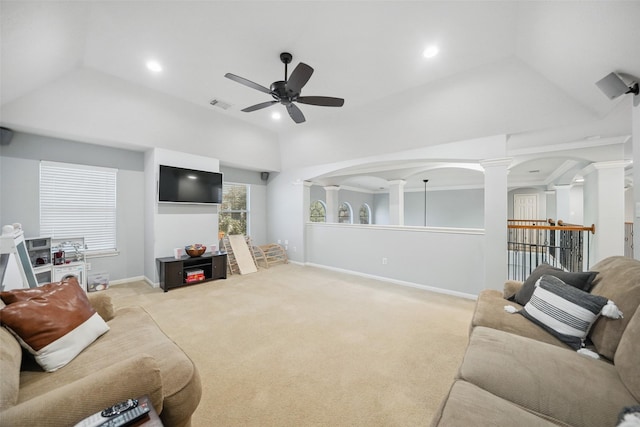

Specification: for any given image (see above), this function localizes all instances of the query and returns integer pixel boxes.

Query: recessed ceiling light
[271,111,281,120]
[423,45,439,59]
[146,60,163,73]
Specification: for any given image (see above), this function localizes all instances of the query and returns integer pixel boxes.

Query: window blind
[40,161,117,253]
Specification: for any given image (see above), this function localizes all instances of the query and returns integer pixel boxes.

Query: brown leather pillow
[0,280,109,372]
[0,277,80,305]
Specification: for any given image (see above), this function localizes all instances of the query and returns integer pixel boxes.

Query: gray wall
[308,185,484,228]
[1,132,145,281]
[404,189,484,228]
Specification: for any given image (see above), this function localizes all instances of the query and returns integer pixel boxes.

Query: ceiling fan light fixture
[271,111,281,120]
[146,60,163,73]
[423,45,439,59]
[224,52,345,123]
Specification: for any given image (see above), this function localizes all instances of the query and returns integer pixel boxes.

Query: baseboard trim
[304,262,478,300]
[107,276,159,288]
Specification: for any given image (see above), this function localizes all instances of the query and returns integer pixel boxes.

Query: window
[359,204,371,224]
[338,202,353,224]
[310,200,327,222]
[219,183,249,235]
[40,161,117,253]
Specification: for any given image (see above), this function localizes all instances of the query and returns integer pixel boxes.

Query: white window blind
[40,161,117,253]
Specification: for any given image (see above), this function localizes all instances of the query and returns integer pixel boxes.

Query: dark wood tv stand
[156,252,227,292]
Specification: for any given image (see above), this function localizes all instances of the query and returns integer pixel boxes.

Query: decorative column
[545,189,556,221]
[554,185,572,223]
[324,186,340,223]
[481,158,511,290]
[388,180,406,226]
[583,161,628,264]
[633,98,640,260]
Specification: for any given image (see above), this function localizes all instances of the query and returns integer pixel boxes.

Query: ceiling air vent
[209,99,232,110]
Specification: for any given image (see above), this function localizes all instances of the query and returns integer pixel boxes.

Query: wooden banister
[507,223,596,234]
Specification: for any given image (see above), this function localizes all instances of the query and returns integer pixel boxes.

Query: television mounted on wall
[158,165,223,204]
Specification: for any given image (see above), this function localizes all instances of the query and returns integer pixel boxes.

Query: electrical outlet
[293,246,297,252]
[382,258,388,265]
[284,240,288,245]
[86,263,91,270]
[278,239,282,244]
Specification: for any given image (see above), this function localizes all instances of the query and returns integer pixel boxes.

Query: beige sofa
[0,287,201,427]
[431,256,640,427]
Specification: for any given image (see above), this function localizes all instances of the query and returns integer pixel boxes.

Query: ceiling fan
[224,52,344,124]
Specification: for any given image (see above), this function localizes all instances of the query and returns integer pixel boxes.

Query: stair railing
[507,219,595,281]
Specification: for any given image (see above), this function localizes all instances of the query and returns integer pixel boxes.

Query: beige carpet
[104,264,475,426]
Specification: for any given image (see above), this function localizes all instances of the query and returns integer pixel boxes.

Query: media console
[156,252,227,292]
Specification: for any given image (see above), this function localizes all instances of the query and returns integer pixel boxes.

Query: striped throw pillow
[520,275,609,350]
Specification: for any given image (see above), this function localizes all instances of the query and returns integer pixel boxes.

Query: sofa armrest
[0,354,163,426]
[87,292,116,321]
[503,280,524,300]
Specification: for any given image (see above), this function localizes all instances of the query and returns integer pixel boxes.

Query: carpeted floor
[104,263,475,426]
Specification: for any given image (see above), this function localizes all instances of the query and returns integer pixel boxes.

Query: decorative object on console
[185,244,206,257]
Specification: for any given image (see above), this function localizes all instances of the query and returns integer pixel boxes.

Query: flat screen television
[158,165,223,204]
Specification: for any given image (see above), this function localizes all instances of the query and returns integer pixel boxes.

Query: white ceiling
[1,1,639,190]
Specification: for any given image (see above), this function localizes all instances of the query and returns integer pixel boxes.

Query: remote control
[98,401,150,427]
[74,399,146,427]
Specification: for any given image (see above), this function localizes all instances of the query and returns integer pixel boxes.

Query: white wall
[266,170,307,263]
[306,223,484,297]
[144,148,220,284]
[1,68,281,172]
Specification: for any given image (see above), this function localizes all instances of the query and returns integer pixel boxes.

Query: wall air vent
[209,99,232,110]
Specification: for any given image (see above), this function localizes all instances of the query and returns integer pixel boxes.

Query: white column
[545,190,556,221]
[554,185,572,223]
[388,180,406,226]
[481,158,511,290]
[324,186,340,223]
[583,161,627,265]
[633,99,640,260]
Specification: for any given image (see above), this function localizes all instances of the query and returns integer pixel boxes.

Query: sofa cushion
[588,256,640,360]
[615,307,640,402]
[471,289,566,348]
[512,263,597,306]
[459,327,638,427]
[520,275,610,350]
[431,380,560,427]
[0,280,109,372]
[0,326,21,411]
[18,306,201,427]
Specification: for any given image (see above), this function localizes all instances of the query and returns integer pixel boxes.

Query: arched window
[338,202,353,224]
[310,200,327,222]
[359,203,371,224]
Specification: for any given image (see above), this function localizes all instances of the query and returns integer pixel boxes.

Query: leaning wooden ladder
[221,235,260,275]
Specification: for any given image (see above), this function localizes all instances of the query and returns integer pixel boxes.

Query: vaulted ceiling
[1,1,639,190]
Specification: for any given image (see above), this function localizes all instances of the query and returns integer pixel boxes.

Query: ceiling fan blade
[297,96,345,107]
[225,73,272,95]
[286,103,306,124]
[241,100,278,112]
[286,63,314,94]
